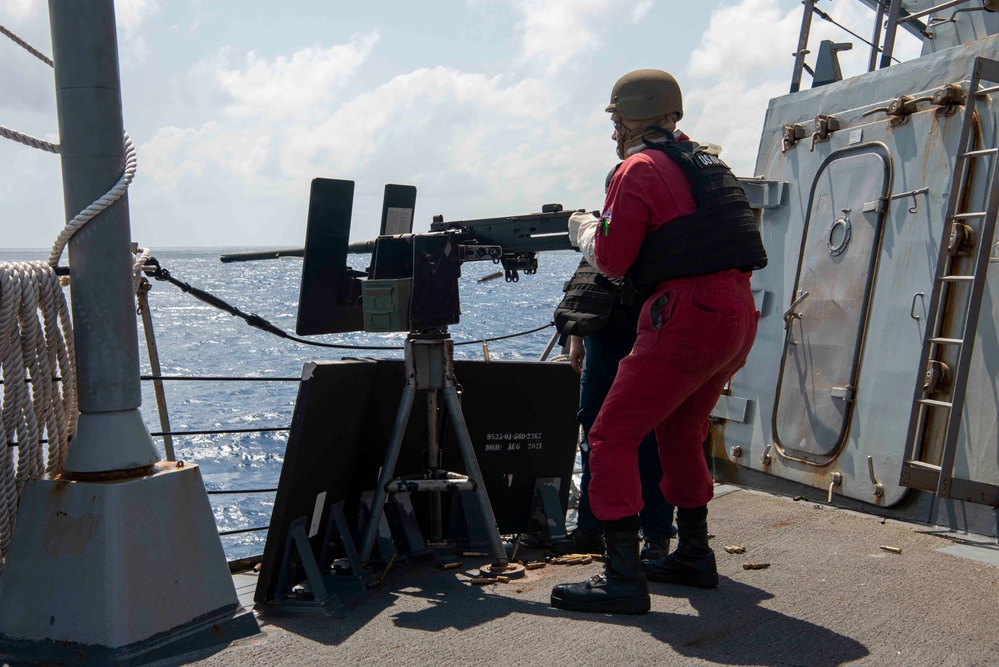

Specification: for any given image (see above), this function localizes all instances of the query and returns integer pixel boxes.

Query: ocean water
[1,247,581,560]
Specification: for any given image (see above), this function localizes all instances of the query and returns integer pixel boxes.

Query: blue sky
[1,0,920,249]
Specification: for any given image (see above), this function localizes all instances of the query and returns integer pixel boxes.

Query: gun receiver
[424,203,585,282]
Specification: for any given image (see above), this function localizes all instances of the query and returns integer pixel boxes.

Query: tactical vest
[553,258,644,338]
[628,141,768,285]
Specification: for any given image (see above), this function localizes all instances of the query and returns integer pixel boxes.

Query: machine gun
[221,178,589,336]
[344,203,584,284]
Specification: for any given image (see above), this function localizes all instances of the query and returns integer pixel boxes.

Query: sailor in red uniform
[551,69,767,615]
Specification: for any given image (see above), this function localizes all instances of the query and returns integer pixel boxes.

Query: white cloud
[687,0,801,80]
[294,67,554,178]
[501,0,656,74]
[138,125,208,194]
[214,33,380,121]
[1,1,934,249]
[115,0,161,65]
[630,0,653,22]
[130,36,591,244]
[0,0,40,20]
[141,123,272,195]
[115,0,160,32]
[689,0,924,83]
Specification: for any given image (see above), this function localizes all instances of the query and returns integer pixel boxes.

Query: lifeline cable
[144,260,555,350]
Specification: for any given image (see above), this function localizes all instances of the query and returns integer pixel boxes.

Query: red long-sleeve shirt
[594,134,697,279]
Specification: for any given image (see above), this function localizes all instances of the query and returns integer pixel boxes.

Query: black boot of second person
[642,505,718,589]
[550,516,650,615]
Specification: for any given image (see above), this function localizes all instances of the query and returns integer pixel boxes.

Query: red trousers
[588,269,758,519]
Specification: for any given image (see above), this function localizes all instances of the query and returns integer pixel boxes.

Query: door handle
[783,291,810,345]
[910,292,925,321]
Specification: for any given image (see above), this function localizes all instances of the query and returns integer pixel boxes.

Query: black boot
[550,517,650,615]
[640,536,671,561]
[642,505,718,588]
[548,528,605,556]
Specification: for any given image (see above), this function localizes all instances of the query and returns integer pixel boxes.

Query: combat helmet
[606,69,682,121]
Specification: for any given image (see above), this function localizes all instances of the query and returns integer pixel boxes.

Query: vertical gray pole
[880,0,903,69]
[790,0,816,93]
[48,0,159,473]
[868,1,886,73]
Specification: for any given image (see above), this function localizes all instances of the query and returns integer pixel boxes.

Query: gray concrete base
[0,462,258,661]
[63,408,160,473]
[0,605,258,667]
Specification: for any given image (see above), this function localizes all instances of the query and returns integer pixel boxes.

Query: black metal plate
[380,184,417,236]
[255,357,579,604]
[295,178,364,335]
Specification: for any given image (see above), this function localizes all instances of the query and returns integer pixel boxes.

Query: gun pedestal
[358,331,509,568]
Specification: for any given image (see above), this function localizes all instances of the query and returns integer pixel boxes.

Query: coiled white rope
[0,264,77,570]
[1,23,143,573]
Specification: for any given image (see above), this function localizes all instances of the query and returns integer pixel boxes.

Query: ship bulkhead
[715,29,999,536]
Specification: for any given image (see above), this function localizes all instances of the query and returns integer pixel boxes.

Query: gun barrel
[347,240,377,254]
[220,248,304,263]
[219,241,381,264]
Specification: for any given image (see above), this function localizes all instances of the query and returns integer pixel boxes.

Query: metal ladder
[900,57,999,504]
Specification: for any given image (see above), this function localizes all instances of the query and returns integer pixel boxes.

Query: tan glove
[568,211,599,248]
[577,218,597,267]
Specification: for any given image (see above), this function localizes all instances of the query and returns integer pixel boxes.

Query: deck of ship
[182,485,999,667]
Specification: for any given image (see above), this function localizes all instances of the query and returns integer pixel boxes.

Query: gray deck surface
[185,486,999,667]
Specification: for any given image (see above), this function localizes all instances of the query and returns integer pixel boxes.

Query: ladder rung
[929,337,964,346]
[975,86,999,97]
[930,338,964,345]
[907,460,942,472]
[961,148,999,157]
[951,211,987,219]
[941,275,975,282]
[919,398,953,409]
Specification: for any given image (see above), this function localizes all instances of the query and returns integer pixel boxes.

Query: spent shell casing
[743,562,771,570]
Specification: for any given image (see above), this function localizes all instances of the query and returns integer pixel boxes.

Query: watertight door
[773,145,890,462]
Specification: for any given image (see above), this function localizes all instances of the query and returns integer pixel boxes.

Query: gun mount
[222,178,589,336]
